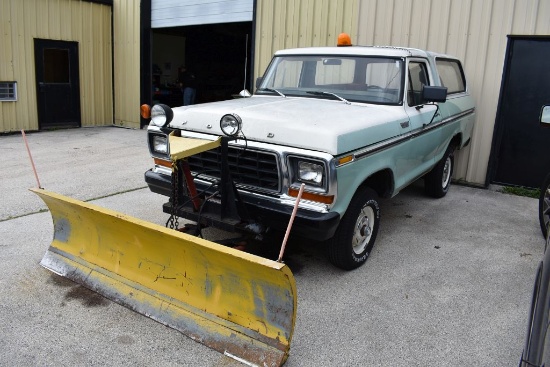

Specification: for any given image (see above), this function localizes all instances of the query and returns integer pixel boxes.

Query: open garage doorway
[151,22,253,107]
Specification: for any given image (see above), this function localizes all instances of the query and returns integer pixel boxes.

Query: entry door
[34,39,81,129]
[491,37,550,188]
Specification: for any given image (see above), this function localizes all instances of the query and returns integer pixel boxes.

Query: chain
[167,160,180,229]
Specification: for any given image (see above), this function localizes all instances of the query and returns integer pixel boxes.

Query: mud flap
[32,189,297,367]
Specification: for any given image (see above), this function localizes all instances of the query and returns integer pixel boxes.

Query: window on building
[0,82,17,101]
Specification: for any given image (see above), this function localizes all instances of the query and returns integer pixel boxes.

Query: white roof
[275,46,452,59]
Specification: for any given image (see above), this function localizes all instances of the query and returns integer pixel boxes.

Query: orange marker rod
[278,183,305,262]
[21,130,43,189]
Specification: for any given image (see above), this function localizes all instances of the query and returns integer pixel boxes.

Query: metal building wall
[355,0,550,185]
[113,0,141,128]
[0,0,113,133]
[255,0,550,186]
[254,0,360,82]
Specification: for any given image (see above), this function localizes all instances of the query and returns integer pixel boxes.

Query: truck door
[401,59,441,179]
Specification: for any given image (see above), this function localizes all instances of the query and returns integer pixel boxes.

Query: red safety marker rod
[278,183,305,263]
[21,130,43,189]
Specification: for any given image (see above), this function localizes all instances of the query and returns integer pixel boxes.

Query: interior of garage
[151,22,253,107]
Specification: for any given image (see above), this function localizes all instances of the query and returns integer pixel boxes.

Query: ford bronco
[144,41,475,270]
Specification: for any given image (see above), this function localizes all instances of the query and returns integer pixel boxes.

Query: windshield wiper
[307,91,351,105]
[258,88,286,97]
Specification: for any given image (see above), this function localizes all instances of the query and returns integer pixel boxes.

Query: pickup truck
[144,41,475,270]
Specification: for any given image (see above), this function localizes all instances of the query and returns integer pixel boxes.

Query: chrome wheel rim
[352,205,375,255]
[442,157,452,188]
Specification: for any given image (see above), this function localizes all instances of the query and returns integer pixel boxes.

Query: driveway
[0,127,541,366]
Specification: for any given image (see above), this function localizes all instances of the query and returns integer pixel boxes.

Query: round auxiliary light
[150,104,173,128]
[220,114,242,136]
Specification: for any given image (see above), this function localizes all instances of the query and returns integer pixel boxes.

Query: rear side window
[436,59,466,94]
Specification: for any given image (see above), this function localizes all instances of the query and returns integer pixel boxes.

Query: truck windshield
[257,55,404,105]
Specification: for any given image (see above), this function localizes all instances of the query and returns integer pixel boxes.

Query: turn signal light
[141,104,151,119]
[288,188,334,204]
[154,158,172,168]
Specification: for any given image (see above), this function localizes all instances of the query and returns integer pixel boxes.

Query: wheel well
[451,133,462,150]
[361,169,393,198]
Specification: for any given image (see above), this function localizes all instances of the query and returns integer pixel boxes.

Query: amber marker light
[154,158,172,168]
[337,33,352,47]
[140,104,151,119]
[338,155,354,166]
[288,188,334,204]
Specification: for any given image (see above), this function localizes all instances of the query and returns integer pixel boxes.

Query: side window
[436,59,466,94]
[407,61,429,106]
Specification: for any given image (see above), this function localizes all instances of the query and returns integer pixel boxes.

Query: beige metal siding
[254,0,359,82]
[255,0,550,185]
[113,0,141,128]
[0,0,113,133]
[356,0,550,185]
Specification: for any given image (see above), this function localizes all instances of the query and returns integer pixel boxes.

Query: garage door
[152,0,253,28]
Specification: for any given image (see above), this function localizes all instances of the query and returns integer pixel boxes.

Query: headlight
[298,161,324,185]
[220,114,242,136]
[150,104,173,127]
[152,135,168,154]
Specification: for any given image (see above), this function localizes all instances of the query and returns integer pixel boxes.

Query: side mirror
[541,105,550,125]
[422,85,447,103]
[255,77,264,89]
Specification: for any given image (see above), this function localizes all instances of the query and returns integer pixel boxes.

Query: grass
[500,186,540,199]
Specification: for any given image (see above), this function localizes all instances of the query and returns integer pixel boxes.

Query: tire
[425,144,455,198]
[326,187,380,270]
[539,173,550,239]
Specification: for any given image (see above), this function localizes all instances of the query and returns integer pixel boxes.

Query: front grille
[187,146,280,193]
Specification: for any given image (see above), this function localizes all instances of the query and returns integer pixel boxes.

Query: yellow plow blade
[32,189,297,367]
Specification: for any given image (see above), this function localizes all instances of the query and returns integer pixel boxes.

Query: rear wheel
[539,173,550,238]
[425,144,455,198]
[327,187,380,270]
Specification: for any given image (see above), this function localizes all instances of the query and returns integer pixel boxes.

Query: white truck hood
[168,96,408,156]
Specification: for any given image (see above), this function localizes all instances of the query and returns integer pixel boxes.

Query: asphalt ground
[0,126,542,366]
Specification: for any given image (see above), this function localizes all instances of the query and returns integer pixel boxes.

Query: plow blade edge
[32,189,297,367]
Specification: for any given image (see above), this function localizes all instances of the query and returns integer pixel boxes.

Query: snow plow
[32,133,298,367]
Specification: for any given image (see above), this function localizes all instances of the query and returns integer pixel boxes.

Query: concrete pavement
[0,126,542,366]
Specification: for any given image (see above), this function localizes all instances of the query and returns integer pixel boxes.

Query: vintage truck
[144,40,475,270]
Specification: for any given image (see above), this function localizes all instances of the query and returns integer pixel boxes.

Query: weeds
[500,186,540,199]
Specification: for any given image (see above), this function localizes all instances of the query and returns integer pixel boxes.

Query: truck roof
[275,46,452,60]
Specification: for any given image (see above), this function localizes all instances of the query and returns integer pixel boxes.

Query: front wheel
[539,173,550,238]
[425,144,455,198]
[326,187,380,270]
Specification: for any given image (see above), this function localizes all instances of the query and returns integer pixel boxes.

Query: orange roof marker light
[337,33,352,47]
